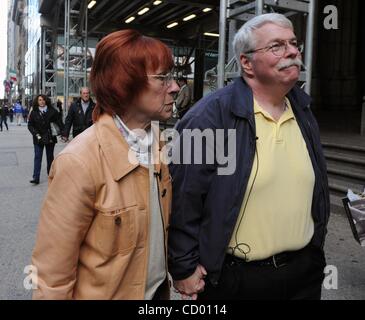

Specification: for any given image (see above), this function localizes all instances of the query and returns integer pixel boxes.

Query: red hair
[90,29,174,121]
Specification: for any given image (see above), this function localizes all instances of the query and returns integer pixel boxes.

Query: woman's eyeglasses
[147,72,176,87]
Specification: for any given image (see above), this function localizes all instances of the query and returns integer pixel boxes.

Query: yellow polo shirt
[227,98,315,261]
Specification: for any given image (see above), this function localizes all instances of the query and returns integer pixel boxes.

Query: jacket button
[115,217,121,226]
[161,189,167,197]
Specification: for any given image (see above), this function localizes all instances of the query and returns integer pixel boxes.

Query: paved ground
[0,123,364,300]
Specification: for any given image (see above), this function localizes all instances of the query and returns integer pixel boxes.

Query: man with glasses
[168,13,329,300]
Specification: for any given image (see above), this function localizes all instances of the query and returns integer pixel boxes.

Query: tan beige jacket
[31,113,172,299]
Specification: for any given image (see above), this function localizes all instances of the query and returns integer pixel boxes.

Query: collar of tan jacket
[94,113,163,182]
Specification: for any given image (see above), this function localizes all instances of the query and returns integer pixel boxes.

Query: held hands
[173,264,207,300]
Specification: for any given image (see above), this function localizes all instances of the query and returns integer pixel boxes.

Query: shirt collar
[254,97,295,123]
[113,114,153,165]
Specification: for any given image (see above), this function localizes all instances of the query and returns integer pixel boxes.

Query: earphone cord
[228,140,259,261]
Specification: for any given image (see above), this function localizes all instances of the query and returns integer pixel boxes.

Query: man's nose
[286,43,300,57]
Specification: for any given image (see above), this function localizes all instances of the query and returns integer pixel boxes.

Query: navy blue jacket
[168,78,330,285]
[63,98,95,138]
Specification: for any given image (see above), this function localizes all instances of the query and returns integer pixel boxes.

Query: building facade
[7,0,27,105]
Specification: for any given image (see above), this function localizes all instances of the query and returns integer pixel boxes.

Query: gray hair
[233,13,293,70]
[80,87,90,94]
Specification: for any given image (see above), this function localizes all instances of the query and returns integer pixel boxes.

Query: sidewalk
[0,123,364,300]
[0,122,66,299]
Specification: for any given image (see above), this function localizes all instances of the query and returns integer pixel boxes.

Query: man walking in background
[175,78,192,119]
[62,87,95,141]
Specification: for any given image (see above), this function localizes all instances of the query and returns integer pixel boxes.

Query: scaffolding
[216,0,316,95]
[37,0,62,107]
[41,27,57,105]
[63,0,89,116]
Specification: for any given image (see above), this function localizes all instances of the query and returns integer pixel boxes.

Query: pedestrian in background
[175,78,192,119]
[22,106,29,123]
[61,87,95,141]
[9,106,14,123]
[14,100,23,126]
[0,104,9,131]
[28,94,64,185]
[56,99,63,115]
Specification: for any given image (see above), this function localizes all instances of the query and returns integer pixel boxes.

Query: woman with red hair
[31,29,179,300]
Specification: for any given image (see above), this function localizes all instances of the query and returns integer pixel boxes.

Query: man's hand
[173,264,207,300]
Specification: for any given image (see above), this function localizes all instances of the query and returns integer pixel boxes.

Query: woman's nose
[169,80,180,94]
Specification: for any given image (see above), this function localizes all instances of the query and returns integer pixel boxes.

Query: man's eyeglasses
[147,72,176,87]
[245,39,304,57]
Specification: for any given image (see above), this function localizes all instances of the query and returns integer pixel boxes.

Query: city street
[0,122,364,300]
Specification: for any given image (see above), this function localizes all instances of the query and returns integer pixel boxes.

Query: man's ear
[240,53,253,76]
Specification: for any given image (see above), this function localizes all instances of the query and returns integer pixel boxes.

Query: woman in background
[28,94,63,185]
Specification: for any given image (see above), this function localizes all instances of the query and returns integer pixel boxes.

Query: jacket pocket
[94,206,137,256]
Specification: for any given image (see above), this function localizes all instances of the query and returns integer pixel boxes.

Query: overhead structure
[63,0,89,115]
[217,0,315,95]
[41,27,57,104]
[38,0,63,105]
[37,0,220,108]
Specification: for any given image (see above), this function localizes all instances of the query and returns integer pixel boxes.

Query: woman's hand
[173,264,207,300]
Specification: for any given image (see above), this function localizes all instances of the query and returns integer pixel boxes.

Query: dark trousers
[33,143,55,180]
[0,117,8,131]
[199,244,326,300]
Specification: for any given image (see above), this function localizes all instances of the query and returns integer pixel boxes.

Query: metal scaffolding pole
[255,0,264,15]
[41,27,46,95]
[218,0,227,89]
[304,0,316,95]
[228,19,237,61]
[63,0,70,117]
[84,5,88,87]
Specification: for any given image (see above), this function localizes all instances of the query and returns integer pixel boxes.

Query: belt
[225,246,307,269]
